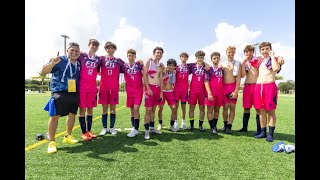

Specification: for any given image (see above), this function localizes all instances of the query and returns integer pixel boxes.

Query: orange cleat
[87,131,97,138]
[81,132,92,141]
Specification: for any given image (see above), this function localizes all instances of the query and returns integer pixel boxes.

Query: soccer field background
[25,92,295,179]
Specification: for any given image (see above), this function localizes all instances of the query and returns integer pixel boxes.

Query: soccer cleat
[99,128,108,136]
[87,131,97,138]
[170,125,178,132]
[127,129,139,137]
[174,122,180,131]
[199,126,205,132]
[237,128,248,132]
[157,124,163,130]
[144,130,150,140]
[225,127,232,134]
[180,122,187,130]
[63,135,79,144]
[47,141,57,154]
[81,132,92,141]
[211,127,218,134]
[109,128,117,135]
[150,128,162,134]
[188,126,194,131]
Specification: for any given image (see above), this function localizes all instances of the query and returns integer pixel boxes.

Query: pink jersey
[204,66,223,95]
[100,56,125,91]
[174,63,192,91]
[189,63,205,93]
[78,52,101,92]
[122,62,143,95]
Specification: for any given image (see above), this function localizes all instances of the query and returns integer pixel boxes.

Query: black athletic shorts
[52,91,79,117]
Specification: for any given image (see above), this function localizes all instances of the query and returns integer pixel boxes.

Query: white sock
[182,119,186,123]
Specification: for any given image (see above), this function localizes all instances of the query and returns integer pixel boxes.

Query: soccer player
[42,42,81,154]
[220,46,242,134]
[77,39,101,141]
[122,49,144,137]
[172,52,192,130]
[98,41,126,136]
[254,42,282,142]
[204,52,224,134]
[158,58,178,132]
[143,47,164,139]
[188,50,207,131]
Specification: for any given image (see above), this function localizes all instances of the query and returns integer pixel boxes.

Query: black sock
[190,120,194,127]
[224,121,228,127]
[199,120,204,127]
[209,119,214,129]
[213,118,218,127]
[170,120,174,126]
[86,115,92,131]
[256,114,261,132]
[131,117,134,127]
[79,116,87,134]
[102,114,108,128]
[144,123,150,130]
[227,124,232,129]
[159,119,163,125]
[268,126,275,137]
[150,121,155,128]
[110,113,116,128]
[134,119,140,130]
[243,113,250,129]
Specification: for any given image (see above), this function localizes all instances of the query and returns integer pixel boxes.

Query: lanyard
[61,59,78,82]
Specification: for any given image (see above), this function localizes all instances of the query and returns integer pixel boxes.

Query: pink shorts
[254,82,278,111]
[189,91,205,106]
[223,82,237,105]
[159,91,176,106]
[174,90,189,102]
[98,90,119,105]
[205,93,224,107]
[144,84,161,107]
[126,93,143,108]
[79,91,98,108]
[242,83,256,108]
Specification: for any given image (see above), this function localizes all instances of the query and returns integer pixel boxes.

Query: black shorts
[52,91,79,117]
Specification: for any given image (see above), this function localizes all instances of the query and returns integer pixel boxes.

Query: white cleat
[127,129,139,137]
[150,128,162,134]
[144,130,150,140]
[174,122,180,131]
[157,124,162,130]
[170,125,178,132]
[99,128,108,136]
[180,122,187,130]
[109,128,117,135]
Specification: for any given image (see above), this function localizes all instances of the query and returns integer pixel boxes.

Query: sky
[26,0,295,81]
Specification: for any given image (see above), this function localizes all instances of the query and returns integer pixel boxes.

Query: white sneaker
[174,121,180,131]
[180,122,187,130]
[170,125,178,132]
[211,127,218,134]
[99,128,108,136]
[157,124,162,130]
[109,128,117,135]
[144,130,150,140]
[127,129,139,137]
[150,128,162,134]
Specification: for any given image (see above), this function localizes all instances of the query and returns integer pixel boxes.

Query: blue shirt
[50,55,81,93]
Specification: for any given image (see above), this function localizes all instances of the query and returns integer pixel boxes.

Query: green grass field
[25,92,295,179]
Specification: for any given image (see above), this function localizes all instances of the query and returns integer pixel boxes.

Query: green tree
[278,80,295,94]
[31,72,50,92]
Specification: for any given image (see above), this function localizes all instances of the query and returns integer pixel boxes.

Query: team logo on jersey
[178,65,188,73]
[105,60,115,69]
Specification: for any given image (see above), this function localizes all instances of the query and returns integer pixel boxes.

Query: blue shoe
[272,141,285,152]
